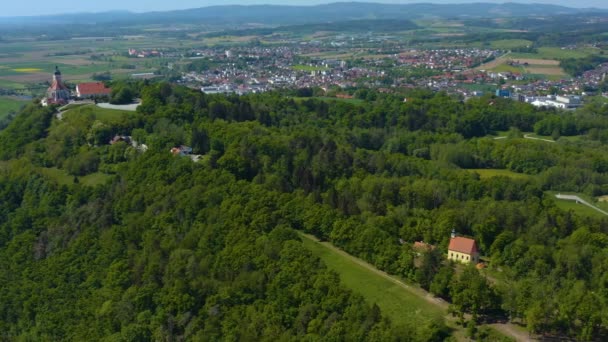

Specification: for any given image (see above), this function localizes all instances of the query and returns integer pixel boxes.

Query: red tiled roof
[413,241,435,251]
[77,82,111,96]
[448,237,478,255]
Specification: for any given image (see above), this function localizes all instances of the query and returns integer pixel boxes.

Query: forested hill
[1,84,608,340]
[0,2,601,26]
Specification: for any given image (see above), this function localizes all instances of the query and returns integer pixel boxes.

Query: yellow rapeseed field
[12,68,43,72]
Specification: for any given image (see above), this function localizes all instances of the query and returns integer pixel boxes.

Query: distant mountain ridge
[0,2,605,27]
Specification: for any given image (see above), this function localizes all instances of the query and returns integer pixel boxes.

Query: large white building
[530,95,582,109]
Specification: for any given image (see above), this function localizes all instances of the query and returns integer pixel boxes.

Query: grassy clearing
[299,233,445,329]
[468,169,531,180]
[63,104,134,124]
[552,198,607,219]
[39,167,113,187]
[546,191,608,218]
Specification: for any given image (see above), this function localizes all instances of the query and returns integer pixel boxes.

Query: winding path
[555,194,608,216]
[523,134,555,143]
[493,134,555,143]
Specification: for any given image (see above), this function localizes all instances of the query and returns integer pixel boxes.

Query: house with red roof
[447,230,479,264]
[76,82,112,99]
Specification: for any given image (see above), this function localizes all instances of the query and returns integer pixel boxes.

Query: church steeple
[53,66,62,83]
[451,229,456,239]
[45,66,70,105]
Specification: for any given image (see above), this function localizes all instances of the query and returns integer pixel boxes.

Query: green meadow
[0,97,28,119]
[300,233,445,329]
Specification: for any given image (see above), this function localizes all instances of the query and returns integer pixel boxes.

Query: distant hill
[0,2,604,27]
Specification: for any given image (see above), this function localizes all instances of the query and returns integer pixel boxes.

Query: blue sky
[3,0,607,17]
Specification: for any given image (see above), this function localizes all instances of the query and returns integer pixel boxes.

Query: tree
[110,86,135,105]
[450,266,500,318]
[416,248,443,290]
[430,265,454,299]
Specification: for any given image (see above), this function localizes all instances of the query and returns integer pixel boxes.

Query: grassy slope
[467,169,531,180]
[300,233,444,329]
[63,104,134,124]
[300,233,522,341]
[545,191,608,219]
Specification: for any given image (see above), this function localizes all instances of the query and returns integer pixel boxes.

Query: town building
[42,66,70,106]
[76,82,112,98]
[447,230,479,264]
[531,95,582,109]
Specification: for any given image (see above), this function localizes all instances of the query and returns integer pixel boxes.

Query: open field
[546,191,608,218]
[39,167,114,187]
[62,104,135,124]
[0,96,28,119]
[479,54,566,77]
[475,54,510,70]
[0,36,189,92]
[490,63,524,73]
[468,169,532,180]
[524,65,565,76]
[513,58,560,65]
[509,47,598,60]
[490,39,533,50]
[299,233,445,329]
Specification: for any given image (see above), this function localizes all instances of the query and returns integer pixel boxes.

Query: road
[493,134,554,143]
[555,194,608,216]
[523,134,555,143]
[300,233,535,341]
[55,100,94,120]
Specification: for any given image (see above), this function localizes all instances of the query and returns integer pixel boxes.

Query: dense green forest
[1,83,608,340]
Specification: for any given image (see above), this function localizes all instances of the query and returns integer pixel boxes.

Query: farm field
[490,39,533,49]
[509,47,599,60]
[0,37,186,94]
[299,233,445,330]
[0,96,28,119]
[479,54,567,78]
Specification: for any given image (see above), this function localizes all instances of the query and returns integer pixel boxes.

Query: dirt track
[301,233,537,341]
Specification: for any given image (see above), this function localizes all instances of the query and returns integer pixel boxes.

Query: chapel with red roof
[447,229,479,264]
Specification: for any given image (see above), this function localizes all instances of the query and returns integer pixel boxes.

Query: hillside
[1,84,608,340]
